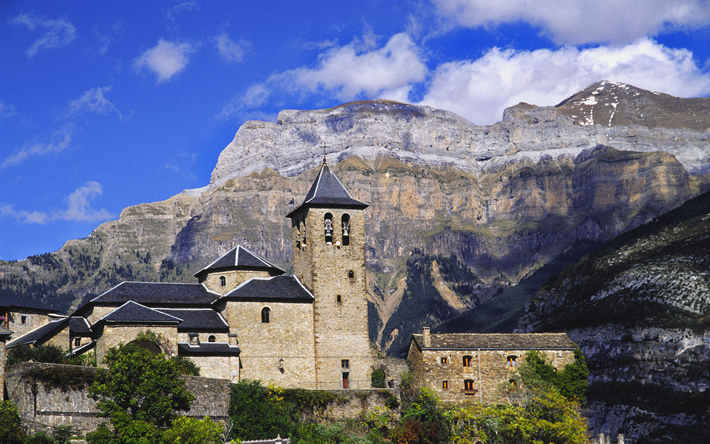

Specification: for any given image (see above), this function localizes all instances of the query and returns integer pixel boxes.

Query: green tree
[87,342,194,443]
[162,416,224,444]
[520,349,589,403]
[0,401,26,444]
[228,379,295,441]
[446,387,588,444]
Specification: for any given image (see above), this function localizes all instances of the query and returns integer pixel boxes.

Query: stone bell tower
[286,161,372,389]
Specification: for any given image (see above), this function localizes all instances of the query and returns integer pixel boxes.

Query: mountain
[1,81,708,357]
[516,191,710,442]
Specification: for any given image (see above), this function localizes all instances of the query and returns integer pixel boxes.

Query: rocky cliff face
[516,192,710,442]
[1,82,708,357]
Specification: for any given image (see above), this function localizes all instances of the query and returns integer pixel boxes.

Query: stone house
[5,163,375,389]
[407,327,577,403]
[1,297,59,338]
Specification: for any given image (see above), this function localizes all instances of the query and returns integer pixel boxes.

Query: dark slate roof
[221,275,314,302]
[287,164,368,218]
[70,340,96,356]
[157,309,229,331]
[90,282,220,306]
[411,333,576,351]
[98,301,182,325]
[0,325,13,336]
[5,318,69,348]
[177,342,241,356]
[194,245,285,278]
[70,317,92,335]
[0,296,58,313]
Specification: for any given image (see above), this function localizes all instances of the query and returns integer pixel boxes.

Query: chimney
[422,327,431,347]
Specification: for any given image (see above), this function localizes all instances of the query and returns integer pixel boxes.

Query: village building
[5,162,375,389]
[407,327,577,403]
[1,297,59,338]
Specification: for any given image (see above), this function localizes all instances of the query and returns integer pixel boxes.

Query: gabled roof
[157,309,229,331]
[0,296,58,313]
[220,275,314,302]
[194,245,285,278]
[0,325,13,336]
[5,317,69,348]
[286,164,368,218]
[97,301,183,325]
[89,282,220,306]
[410,333,576,352]
[177,342,241,356]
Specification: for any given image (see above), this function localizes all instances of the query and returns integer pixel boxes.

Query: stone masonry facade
[408,328,577,403]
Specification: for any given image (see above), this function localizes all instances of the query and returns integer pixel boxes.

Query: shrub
[0,401,26,444]
[371,369,386,388]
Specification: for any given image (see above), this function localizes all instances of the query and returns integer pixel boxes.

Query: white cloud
[0,204,49,224]
[219,32,427,119]
[276,32,427,100]
[0,101,16,119]
[12,14,77,57]
[166,1,199,22]
[1,181,115,224]
[134,39,197,83]
[215,33,251,62]
[65,86,123,119]
[419,39,710,125]
[2,128,73,169]
[432,0,710,45]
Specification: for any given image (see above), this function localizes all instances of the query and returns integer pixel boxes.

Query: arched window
[341,214,350,246]
[348,270,355,279]
[208,335,216,343]
[261,307,271,323]
[324,213,333,244]
[463,355,472,367]
[220,276,226,287]
[337,295,342,304]
[464,379,475,391]
[442,380,449,390]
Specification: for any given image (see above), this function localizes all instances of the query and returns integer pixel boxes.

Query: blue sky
[1,0,709,261]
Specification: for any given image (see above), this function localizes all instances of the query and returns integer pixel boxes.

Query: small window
[442,380,449,390]
[441,357,448,365]
[507,356,518,370]
[348,270,355,279]
[463,355,472,367]
[464,379,475,391]
[261,307,271,323]
[208,335,216,343]
[337,295,342,304]
[219,276,226,287]
[21,315,27,324]
[341,359,350,369]
[74,338,81,347]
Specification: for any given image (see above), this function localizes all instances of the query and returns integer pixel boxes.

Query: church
[6,162,375,390]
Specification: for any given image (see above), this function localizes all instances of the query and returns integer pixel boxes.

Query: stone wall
[202,269,273,294]
[94,324,178,365]
[4,310,52,337]
[222,299,316,388]
[5,363,231,435]
[5,362,401,436]
[416,348,576,403]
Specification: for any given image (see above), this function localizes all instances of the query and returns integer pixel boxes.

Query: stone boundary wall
[5,363,401,435]
[5,363,230,435]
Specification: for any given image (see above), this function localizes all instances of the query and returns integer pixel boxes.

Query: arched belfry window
[341,214,350,246]
[348,270,355,279]
[324,213,333,244]
[300,220,306,247]
[261,307,271,323]
[220,276,226,287]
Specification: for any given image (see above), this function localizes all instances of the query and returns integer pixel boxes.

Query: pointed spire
[286,163,368,218]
